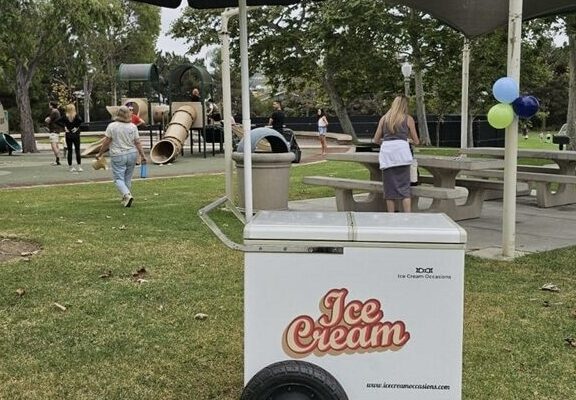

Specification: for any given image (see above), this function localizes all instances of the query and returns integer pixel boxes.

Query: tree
[0,1,160,153]
[566,15,576,150]
[169,1,563,147]
[0,1,115,152]
[171,1,404,138]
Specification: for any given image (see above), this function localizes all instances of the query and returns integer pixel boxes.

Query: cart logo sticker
[283,288,410,358]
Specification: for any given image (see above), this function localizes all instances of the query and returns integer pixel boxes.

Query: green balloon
[487,103,515,129]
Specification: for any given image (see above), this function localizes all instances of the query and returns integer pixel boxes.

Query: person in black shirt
[268,100,285,133]
[58,104,83,172]
[45,101,63,165]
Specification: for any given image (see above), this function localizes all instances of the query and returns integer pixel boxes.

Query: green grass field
[0,159,575,399]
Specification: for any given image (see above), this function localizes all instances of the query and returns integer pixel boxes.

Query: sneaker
[122,194,134,208]
[77,166,83,172]
[69,166,77,173]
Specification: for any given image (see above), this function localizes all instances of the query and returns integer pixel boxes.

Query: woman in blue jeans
[96,106,147,207]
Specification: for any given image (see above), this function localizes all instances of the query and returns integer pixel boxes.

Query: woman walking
[96,106,147,208]
[372,95,420,213]
[58,104,83,172]
[317,108,328,156]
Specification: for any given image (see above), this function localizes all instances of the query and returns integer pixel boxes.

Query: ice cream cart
[241,211,467,400]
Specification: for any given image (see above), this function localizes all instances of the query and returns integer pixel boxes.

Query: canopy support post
[502,0,523,258]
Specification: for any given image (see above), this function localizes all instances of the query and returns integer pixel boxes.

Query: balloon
[487,103,515,129]
[512,95,539,119]
[492,77,519,103]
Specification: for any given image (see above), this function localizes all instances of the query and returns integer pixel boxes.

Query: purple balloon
[512,95,539,118]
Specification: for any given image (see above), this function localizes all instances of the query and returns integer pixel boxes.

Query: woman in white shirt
[96,106,148,208]
[372,96,420,213]
[317,108,329,156]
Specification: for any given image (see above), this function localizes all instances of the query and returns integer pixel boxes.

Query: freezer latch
[308,246,344,254]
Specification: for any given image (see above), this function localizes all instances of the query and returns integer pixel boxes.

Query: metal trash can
[233,127,295,211]
[242,211,467,400]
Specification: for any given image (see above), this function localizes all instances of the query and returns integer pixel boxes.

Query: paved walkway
[2,135,575,259]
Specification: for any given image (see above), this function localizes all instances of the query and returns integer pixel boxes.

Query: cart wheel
[241,360,348,400]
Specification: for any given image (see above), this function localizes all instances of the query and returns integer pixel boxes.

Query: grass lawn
[1,161,575,399]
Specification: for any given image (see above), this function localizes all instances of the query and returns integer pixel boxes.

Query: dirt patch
[0,237,42,262]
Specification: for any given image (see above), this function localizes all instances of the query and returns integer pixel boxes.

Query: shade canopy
[392,0,576,37]
[136,0,576,38]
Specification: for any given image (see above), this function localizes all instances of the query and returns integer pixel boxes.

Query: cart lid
[244,211,352,241]
[244,211,467,244]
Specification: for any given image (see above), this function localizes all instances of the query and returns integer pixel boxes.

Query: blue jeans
[111,152,137,197]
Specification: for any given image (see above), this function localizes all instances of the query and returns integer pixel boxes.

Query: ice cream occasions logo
[283,288,410,357]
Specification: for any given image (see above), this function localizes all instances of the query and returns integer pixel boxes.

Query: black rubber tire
[241,360,348,400]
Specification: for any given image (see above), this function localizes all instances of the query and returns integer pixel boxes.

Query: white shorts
[49,133,60,144]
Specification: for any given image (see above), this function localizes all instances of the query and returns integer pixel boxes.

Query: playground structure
[83,63,224,164]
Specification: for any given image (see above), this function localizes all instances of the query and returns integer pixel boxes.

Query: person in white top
[317,108,329,156]
[372,95,419,213]
[96,106,147,208]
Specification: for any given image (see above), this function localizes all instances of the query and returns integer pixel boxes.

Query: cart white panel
[245,248,464,399]
[244,212,465,400]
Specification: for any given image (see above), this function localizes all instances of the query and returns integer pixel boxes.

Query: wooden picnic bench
[302,176,467,213]
[460,147,576,207]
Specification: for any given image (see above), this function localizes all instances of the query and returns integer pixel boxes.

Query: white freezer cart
[242,211,467,400]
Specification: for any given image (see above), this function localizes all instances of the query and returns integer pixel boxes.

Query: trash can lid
[236,127,290,153]
[244,211,467,244]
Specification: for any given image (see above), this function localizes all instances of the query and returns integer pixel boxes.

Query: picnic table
[460,147,576,207]
[319,152,505,220]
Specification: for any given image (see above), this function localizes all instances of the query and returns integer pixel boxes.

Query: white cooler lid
[352,212,467,244]
[244,211,466,244]
[244,211,352,241]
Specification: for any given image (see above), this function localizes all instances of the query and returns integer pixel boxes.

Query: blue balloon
[492,77,519,103]
[512,95,539,119]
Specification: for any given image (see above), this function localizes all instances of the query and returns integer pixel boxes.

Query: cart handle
[198,196,247,252]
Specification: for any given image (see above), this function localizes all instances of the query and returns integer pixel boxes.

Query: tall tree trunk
[566,16,576,151]
[322,68,356,139]
[83,74,91,123]
[413,70,430,145]
[15,65,37,153]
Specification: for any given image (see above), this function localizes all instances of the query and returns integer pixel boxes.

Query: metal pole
[239,0,253,221]
[460,38,470,149]
[220,8,238,201]
[404,78,410,97]
[502,0,523,257]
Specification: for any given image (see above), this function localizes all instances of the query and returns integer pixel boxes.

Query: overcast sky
[156,4,191,57]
